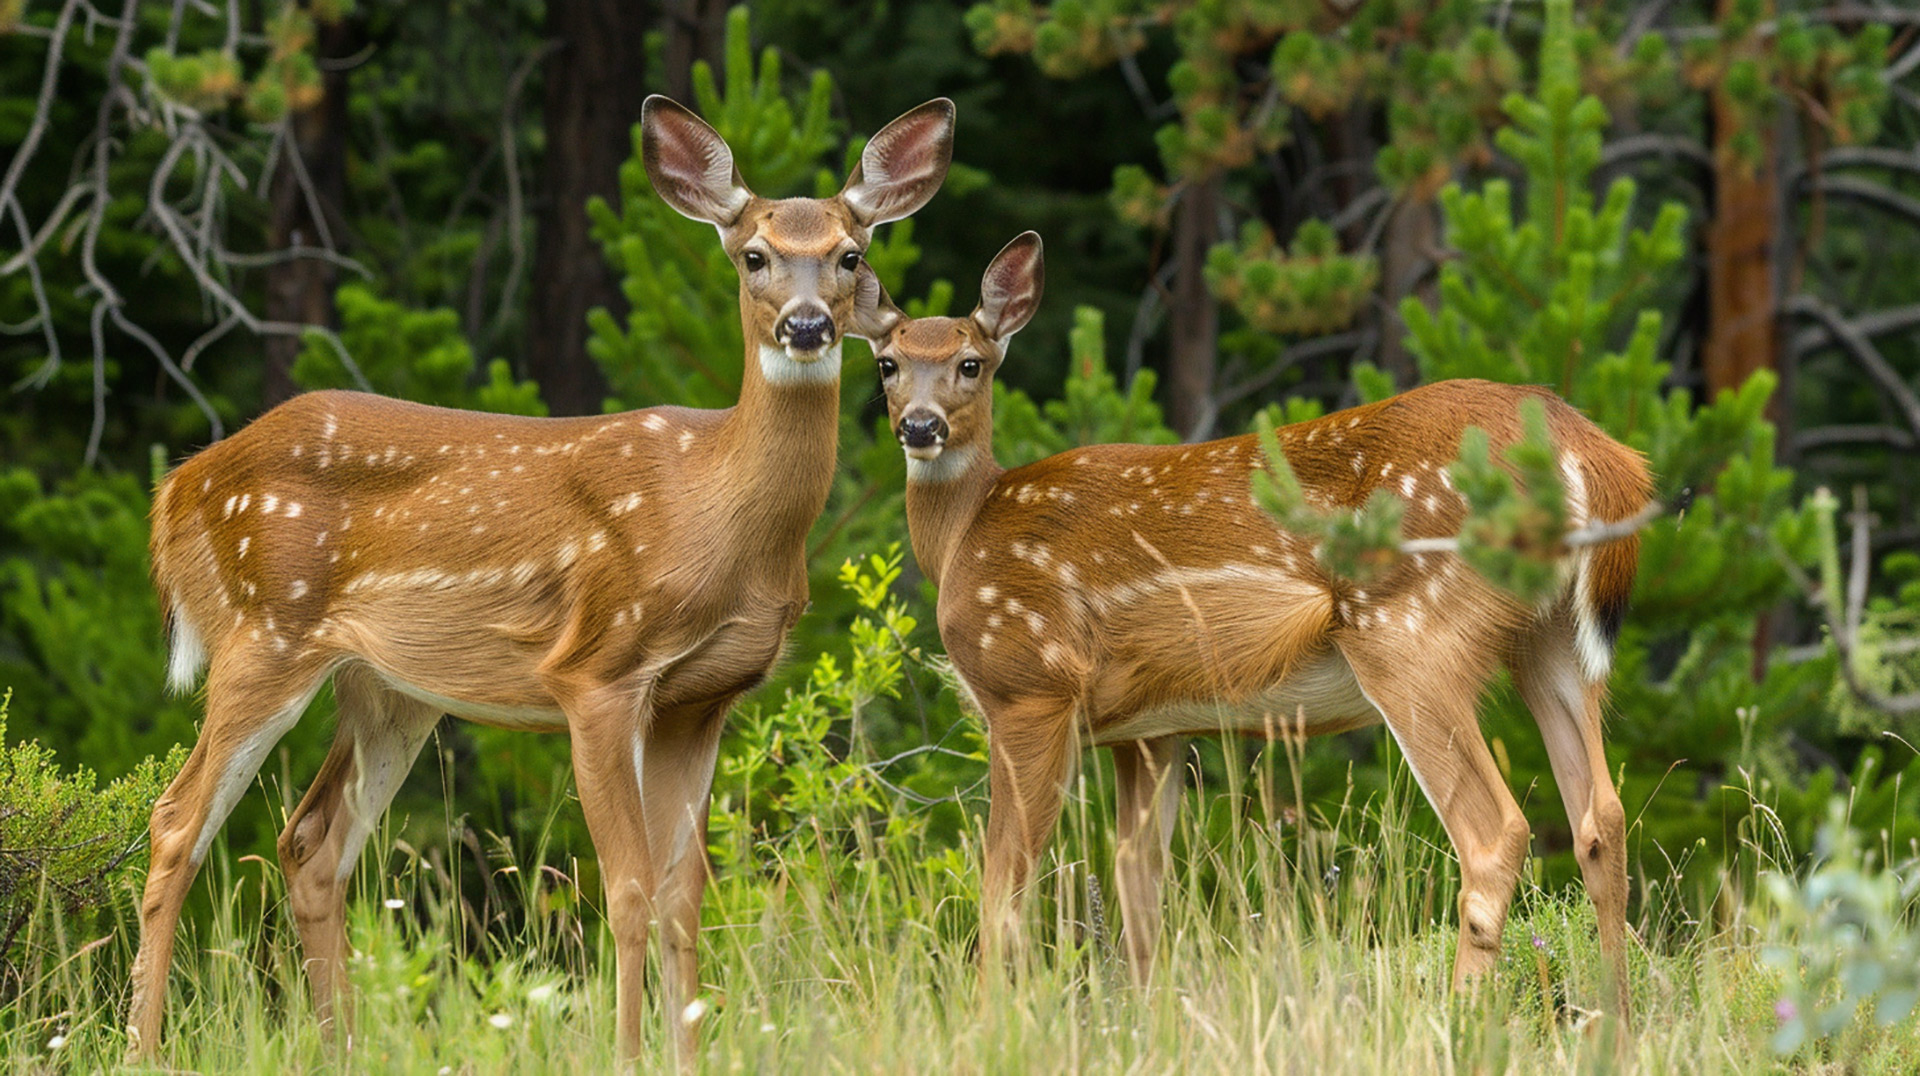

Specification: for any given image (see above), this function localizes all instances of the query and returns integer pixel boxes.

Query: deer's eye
[840,250,861,272]
[958,359,982,379]
[742,251,767,272]
[877,357,898,379]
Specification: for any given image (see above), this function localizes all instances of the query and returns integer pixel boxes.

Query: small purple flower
[1531,934,1548,951]
[1775,998,1798,1023]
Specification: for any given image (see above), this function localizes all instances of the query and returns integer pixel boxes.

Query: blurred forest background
[2,0,1919,1006]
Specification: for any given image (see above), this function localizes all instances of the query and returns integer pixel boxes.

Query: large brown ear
[972,232,1044,342]
[642,96,752,225]
[841,99,955,227]
[849,263,904,341]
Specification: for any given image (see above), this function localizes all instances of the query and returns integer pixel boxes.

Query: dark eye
[877,357,898,379]
[959,359,982,379]
[742,250,767,272]
[840,250,861,272]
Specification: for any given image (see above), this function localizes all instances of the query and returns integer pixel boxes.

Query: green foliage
[1380,0,1885,888]
[1250,412,1403,585]
[1206,220,1378,337]
[1447,401,1570,605]
[0,690,181,982]
[292,283,547,415]
[0,470,201,774]
[1761,802,1920,1055]
[709,545,976,882]
[586,6,850,411]
[992,306,1175,466]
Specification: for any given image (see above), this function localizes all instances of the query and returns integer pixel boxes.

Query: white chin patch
[758,342,843,386]
[906,444,974,483]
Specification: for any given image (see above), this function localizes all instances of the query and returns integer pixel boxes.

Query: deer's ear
[642,96,752,226]
[841,99,955,227]
[972,232,1044,342]
[849,264,904,341]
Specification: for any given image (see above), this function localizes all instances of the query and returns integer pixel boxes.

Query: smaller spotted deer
[853,233,1650,1018]
[130,95,955,1062]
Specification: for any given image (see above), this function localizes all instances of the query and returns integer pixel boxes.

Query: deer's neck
[903,441,1002,588]
[711,336,844,549]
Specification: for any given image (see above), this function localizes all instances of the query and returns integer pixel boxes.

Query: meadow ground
[3,754,1916,1075]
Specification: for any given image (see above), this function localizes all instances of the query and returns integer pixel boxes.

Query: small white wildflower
[384,898,406,910]
[488,1012,513,1030]
[681,998,708,1026]
[46,1035,66,1051]
[759,1022,776,1034]
[527,984,555,1004]
[439,1067,452,1075]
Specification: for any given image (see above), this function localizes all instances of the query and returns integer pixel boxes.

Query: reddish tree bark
[525,1,650,416]
[1703,15,1780,401]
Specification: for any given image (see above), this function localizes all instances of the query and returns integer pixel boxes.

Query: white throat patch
[758,342,843,386]
[906,444,978,484]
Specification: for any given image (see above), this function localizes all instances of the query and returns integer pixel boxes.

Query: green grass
[4,753,1917,1074]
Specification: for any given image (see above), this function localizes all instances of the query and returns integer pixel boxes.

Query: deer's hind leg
[1111,736,1182,984]
[276,664,442,1040]
[128,637,328,1057]
[1510,611,1630,1020]
[1339,640,1529,991]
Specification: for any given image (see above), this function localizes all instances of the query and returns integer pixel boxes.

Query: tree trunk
[525,1,649,416]
[1377,194,1439,389]
[1703,13,1780,400]
[661,0,727,105]
[1704,0,1785,683]
[262,14,353,409]
[1167,176,1219,439]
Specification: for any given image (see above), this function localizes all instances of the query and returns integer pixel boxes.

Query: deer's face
[874,318,1002,461]
[722,199,871,359]
[642,96,954,380]
[855,232,1046,469]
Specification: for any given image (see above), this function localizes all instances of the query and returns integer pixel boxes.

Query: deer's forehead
[746,199,861,256]
[892,319,978,362]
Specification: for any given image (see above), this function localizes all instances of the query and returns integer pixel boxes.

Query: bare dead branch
[1791,301,1920,355]
[1770,492,1920,717]
[1398,499,1666,556]
[1598,132,1714,175]
[1793,424,1917,451]
[108,307,224,441]
[1215,330,1371,410]
[1784,295,1920,444]
[486,43,557,350]
[0,0,79,220]
[1812,174,1920,228]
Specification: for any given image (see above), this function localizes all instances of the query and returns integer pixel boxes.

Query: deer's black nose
[780,313,835,352]
[899,413,948,450]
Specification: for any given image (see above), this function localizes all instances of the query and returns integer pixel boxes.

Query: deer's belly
[1092,647,1380,744]
[374,670,570,732]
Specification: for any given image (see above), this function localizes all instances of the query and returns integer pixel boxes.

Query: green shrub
[0,689,180,990]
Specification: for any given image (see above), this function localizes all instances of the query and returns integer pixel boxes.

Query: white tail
[128,95,955,1063]
[855,234,1649,1019]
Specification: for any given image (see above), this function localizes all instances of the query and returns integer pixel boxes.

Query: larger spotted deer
[853,234,1649,1018]
[130,95,954,1062]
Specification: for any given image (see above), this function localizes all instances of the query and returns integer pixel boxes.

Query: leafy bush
[0,689,180,990]
[1761,802,1920,1056]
